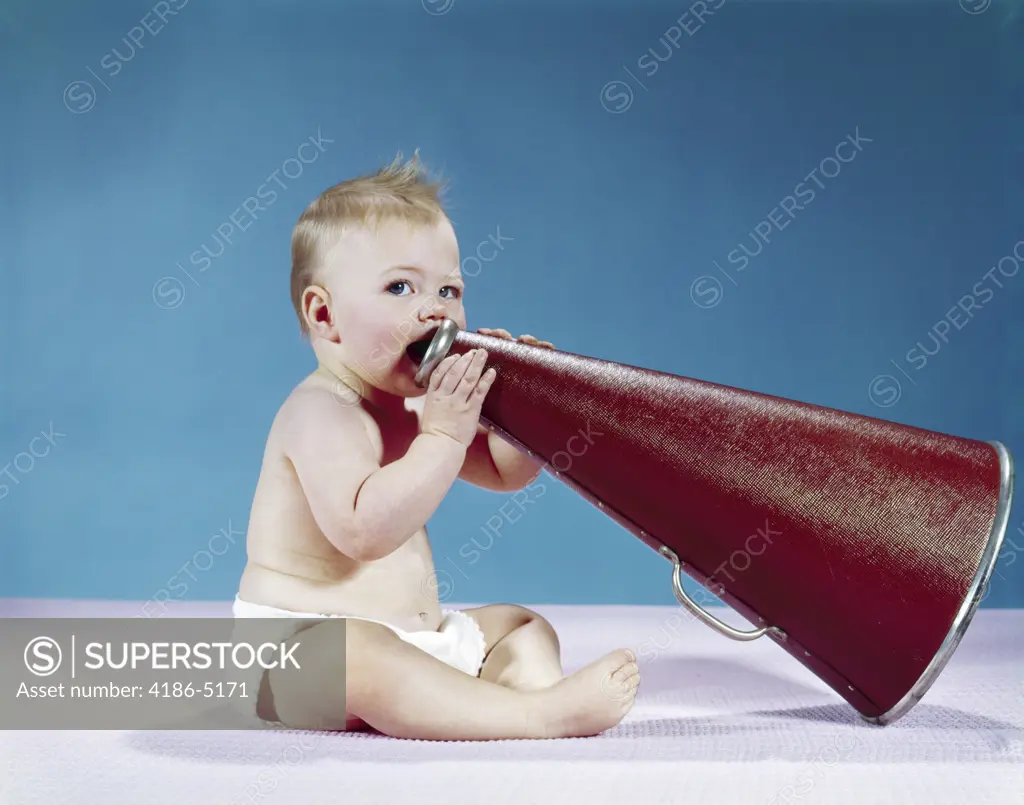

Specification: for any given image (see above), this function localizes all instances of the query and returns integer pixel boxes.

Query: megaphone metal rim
[413,318,460,387]
[862,439,1014,726]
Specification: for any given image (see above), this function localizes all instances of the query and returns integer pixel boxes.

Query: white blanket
[1,599,1021,804]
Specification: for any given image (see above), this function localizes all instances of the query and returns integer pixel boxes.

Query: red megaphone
[409,319,1013,725]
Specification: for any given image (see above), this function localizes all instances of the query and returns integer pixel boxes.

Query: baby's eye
[440,286,462,300]
[387,281,411,296]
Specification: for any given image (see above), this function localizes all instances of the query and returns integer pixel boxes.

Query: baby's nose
[418,300,446,320]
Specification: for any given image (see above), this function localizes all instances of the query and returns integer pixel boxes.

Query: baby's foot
[533,649,639,738]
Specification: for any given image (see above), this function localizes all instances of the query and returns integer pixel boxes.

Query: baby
[232,153,640,740]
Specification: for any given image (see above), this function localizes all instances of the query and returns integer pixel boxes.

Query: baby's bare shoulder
[269,378,381,517]
[271,377,376,462]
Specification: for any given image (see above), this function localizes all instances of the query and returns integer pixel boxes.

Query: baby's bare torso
[237,377,442,633]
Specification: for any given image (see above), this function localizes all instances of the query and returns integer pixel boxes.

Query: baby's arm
[284,389,465,561]
[285,350,496,562]
[459,425,544,492]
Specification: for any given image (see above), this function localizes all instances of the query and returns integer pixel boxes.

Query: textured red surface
[444,329,1001,719]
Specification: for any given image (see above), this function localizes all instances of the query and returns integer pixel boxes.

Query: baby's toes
[601,675,633,703]
[599,659,637,702]
[615,663,641,696]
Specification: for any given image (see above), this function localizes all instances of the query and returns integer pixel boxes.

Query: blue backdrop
[2,0,1021,609]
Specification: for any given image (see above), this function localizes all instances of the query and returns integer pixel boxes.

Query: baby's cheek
[366,317,400,346]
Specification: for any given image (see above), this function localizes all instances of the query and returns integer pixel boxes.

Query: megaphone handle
[659,545,786,643]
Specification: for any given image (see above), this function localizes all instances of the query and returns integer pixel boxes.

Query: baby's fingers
[473,367,497,399]
[517,335,555,349]
[456,349,489,400]
[428,353,462,391]
[441,350,479,394]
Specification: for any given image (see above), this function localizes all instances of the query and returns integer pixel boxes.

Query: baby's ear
[303,285,339,341]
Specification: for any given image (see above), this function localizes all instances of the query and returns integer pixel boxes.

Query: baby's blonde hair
[290,150,448,337]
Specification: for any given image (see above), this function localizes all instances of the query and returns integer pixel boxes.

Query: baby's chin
[390,370,426,397]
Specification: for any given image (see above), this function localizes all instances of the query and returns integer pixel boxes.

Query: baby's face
[324,216,466,396]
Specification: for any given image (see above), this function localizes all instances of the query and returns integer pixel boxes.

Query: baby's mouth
[405,329,438,365]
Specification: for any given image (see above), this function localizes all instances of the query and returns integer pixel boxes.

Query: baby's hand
[420,349,497,448]
[477,327,555,349]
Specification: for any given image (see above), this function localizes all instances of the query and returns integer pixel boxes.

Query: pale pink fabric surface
[1,600,1021,804]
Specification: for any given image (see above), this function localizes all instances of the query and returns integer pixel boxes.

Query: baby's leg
[262,619,640,741]
[464,604,564,691]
